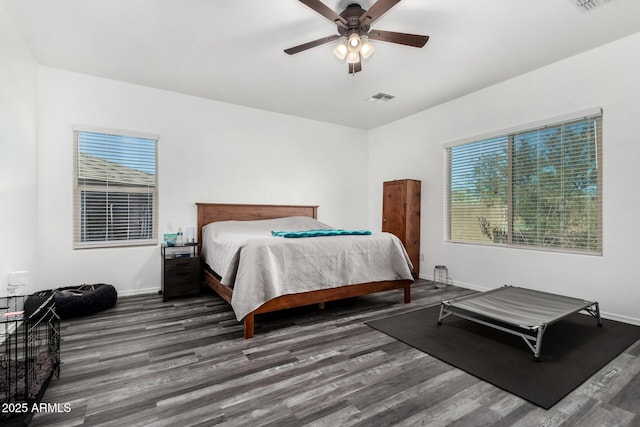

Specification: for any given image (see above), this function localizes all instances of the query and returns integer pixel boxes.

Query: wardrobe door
[382,179,421,276]
[382,180,406,239]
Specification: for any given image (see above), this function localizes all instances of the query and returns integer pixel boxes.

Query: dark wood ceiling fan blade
[367,30,429,48]
[348,60,362,74]
[360,0,401,26]
[298,0,348,26]
[284,34,341,55]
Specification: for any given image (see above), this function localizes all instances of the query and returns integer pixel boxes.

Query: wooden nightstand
[161,243,199,301]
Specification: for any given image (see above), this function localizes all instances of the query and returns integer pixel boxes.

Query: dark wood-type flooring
[31,280,640,426]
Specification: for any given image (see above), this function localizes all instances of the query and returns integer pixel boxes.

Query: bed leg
[244,313,255,339]
[404,283,411,304]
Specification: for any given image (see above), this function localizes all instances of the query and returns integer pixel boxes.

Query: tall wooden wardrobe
[382,179,421,277]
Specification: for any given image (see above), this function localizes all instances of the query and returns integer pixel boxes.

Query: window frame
[444,108,602,255]
[73,125,159,249]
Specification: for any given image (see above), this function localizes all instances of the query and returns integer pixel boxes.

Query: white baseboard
[117,287,161,297]
[601,312,640,326]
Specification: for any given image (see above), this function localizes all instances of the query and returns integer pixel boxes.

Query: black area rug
[367,305,640,409]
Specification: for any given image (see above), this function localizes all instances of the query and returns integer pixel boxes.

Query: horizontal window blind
[446,110,602,254]
[448,136,509,244]
[73,129,158,249]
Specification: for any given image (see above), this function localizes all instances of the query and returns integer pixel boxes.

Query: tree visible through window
[446,111,602,254]
[73,128,158,248]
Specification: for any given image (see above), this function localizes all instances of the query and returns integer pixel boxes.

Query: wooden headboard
[196,203,318,244]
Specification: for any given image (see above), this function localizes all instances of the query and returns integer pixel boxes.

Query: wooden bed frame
[196,202,413,338]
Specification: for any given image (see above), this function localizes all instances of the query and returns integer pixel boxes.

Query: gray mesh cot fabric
[437,286,602,361]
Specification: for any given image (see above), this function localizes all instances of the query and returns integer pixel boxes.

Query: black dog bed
[54,284,117,319]
[26,284,117,320]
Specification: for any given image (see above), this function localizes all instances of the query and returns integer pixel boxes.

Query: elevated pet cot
[437,285,602,361]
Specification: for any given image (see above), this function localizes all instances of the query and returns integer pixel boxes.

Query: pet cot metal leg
[517,325,547,362]
[437,303,452,325]
[585,302,603,327]
[532,325,547,362]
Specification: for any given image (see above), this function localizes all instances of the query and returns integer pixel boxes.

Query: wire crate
[1,294,60,424]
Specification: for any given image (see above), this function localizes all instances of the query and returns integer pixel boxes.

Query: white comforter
[201,216,414,320]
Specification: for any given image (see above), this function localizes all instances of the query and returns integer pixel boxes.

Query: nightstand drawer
[164,257,198,271]
[164,267,199,281]
[164,275,199,298]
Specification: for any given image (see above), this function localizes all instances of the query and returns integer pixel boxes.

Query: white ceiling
[4,0,640,130]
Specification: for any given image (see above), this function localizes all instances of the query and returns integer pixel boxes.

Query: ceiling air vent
[367,93,395,103]
[572,0,610,11]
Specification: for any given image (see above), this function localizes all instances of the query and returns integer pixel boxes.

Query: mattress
[201,216,414,320]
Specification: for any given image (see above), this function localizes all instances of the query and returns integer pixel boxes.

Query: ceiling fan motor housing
[338,4,370,36]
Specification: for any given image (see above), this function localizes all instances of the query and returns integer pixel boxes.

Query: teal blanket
[271,229,372,238]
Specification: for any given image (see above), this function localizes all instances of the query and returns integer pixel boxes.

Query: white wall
[36,67,368,295]
[369,32,640,324]
[9,5,638,322]
[0,2,38,297]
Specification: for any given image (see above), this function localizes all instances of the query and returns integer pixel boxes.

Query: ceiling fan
[284,0,429,73]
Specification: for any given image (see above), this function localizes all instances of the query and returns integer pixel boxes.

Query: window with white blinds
[445,109,602,255]
[73,127,158,249]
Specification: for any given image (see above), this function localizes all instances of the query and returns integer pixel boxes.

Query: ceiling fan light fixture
[346,51,360,64]
[347,33,361,53]
[360,35,375,59]
[333,39,348,60]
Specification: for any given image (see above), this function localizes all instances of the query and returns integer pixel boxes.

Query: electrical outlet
[7,271,28,296]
